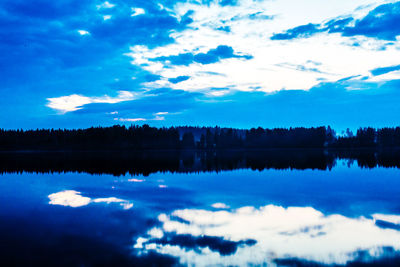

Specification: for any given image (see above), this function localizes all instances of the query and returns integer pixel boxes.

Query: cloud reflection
[48,190,133,209]
[134,205,400,266]
[48,190,91,208]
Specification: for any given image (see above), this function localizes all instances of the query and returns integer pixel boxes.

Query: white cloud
[134,205,400,266]
[131,7,146,17]
[115,111,169,122]
[153,115,165,121]
[126,0,400,94]
[366,70,400,82]
[103,15,112,20]
[93,197,133,210]
[77,30,90,35]
[115,117,147,122]
[48,190,133,209]
[211,203,230,209]
[47,91,137,113]
[97,1,115,9]
[47,94,91,113]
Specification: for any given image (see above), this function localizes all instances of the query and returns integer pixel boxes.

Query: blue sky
[1,0,400,130]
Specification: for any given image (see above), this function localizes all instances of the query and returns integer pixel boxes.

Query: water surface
[1,151,400,266]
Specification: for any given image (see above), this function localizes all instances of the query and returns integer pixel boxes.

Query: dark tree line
[331,127,400,148]
[0,125,400,151]
[0,125,180,151]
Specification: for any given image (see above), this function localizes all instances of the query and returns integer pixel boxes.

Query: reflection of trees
[1,149,399,176]
[332,149,400,169]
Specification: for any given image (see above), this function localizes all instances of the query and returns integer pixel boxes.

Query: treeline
[0,125,180,150]
[332,127,400,148]
[0,125,399,151]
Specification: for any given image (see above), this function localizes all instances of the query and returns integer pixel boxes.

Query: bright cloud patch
[46,91,137,113]
[93,197,133,210]
[77,30,90,36]
[134,204,400,266]
[211,203,230,209]
[48,190,133,209]
[103,15,112,20]
[97,1,115,9]
[114,111,169,122]
[271,1,400,41]
[48,190,91,208]
[131,7,145,17]
[115,118,147,122]
[126,0,400,94]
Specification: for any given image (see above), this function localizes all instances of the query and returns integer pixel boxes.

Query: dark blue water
[1,159,400,266]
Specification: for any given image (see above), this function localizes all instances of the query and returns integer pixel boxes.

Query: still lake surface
[1,151,400,266]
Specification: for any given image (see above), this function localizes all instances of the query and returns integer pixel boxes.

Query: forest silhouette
[1,125,400,175]
[1,125,399,151]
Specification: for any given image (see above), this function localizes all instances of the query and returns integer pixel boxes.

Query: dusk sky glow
[1,0,400,130]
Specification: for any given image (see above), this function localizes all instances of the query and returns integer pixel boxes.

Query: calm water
[1,152,400,266]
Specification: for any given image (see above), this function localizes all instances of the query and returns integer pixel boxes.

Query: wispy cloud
[2,0,400,128]
[271,1,400,41]
[127,0,400,95]
[114,117,147,122]
[96,1,116,10]
[47,91,137,113]
[114,111,169,122]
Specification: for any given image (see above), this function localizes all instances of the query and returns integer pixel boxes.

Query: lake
[1,151,400,266]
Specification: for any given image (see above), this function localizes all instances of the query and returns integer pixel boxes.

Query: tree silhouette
[1,125,400,151]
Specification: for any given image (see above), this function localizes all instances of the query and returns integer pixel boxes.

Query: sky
[1,0,400,131]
